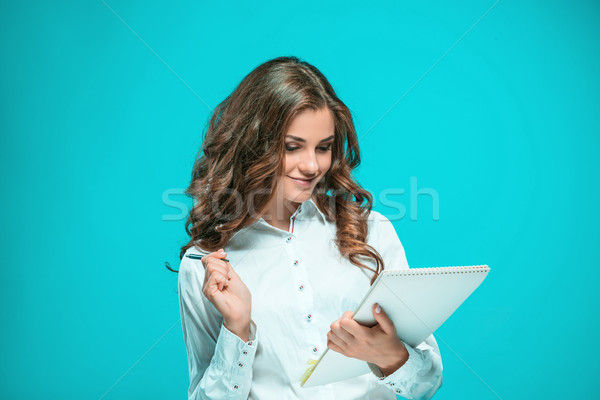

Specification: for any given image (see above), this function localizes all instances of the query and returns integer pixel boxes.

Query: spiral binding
[382,265,489,277]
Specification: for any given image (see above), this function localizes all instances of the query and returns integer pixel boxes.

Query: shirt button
[293,260,300,267]
[298,285,304,291]
[242,351,248,355]
[312,347,318,353]
[286,236,293,243]
[233,385,239,390]
[306,314,313,322]
[238,362,244,367]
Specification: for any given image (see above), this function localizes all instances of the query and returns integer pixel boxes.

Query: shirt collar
[228,197,328,241]
[301,197,328,224]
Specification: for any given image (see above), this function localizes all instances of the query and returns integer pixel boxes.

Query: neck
[261,194,304,231]
[262,201,299,230]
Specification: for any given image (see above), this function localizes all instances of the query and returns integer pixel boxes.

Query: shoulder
[367,209,409,269]
[184,244,209,257]
[366,209,387,223]
[365,209,396,240]
[178,245,210,289]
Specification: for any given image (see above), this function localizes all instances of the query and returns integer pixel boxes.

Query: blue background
[1,1,598,399]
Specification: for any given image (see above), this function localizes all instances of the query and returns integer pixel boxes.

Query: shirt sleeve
[178,251,258,400]
[368,210,410,271]
[366,211,444,399]
[368,335,443,399]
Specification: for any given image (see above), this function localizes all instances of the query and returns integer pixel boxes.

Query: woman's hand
[327,304,409,376]
[201,248,252,341]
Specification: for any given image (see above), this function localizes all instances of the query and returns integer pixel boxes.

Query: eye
[284,143,332,152]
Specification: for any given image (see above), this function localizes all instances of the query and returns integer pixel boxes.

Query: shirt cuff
[213,319,258,369]
[368,340,425,394]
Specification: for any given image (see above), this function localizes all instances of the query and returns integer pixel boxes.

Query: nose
[298,150,319,176]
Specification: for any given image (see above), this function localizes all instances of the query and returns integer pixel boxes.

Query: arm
[369,211,444,398]
[368,334,443,400]
[178,250,257,400]
[328,305,443,400]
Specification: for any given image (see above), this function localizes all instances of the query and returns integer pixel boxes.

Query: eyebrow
[285,135,335,143]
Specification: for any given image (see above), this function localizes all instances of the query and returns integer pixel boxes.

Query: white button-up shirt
[178,198,443,399]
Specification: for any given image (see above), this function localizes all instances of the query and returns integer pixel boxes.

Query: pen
[186,253,230,262]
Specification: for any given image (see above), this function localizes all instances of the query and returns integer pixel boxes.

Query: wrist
[224,318,251,342]
[378,344,409,376]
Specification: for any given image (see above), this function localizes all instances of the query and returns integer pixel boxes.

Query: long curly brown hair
[178,56,385,284]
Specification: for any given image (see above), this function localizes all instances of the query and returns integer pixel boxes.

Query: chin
[285,189,314,204]
[289,191,312,202]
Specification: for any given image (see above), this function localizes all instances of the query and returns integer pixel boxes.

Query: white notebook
[300,265,490,387]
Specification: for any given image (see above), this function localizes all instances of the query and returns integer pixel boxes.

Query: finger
[201,249,229,269]
[225,262,239,281]
[327,338,345,355]
[372,303,396,336]
[335,309,372,337]
[201,256,229,271]
[327,330,349,349]
[212,249,233,278]
[331,323,355,344]
[329,317,341,332]
[337,311,357,336]
[329,310,352,331]
[204,263,229,284]
[208,272,227,291]
[331,311,354,343]
[339,317,370,337]
[200,252,217,269]
[207,271,228,292]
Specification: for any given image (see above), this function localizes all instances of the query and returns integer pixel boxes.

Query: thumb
[216,248,227,259]
[215,249,233,277]
[373,303,395,336]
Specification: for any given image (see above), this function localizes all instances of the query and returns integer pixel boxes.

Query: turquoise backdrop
[1,1,598,399]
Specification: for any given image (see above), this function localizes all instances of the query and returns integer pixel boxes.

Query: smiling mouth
[288,176,316,185]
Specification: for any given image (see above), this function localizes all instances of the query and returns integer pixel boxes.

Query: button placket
[283,228,319,353]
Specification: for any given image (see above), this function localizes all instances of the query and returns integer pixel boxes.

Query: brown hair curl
[179,56,385,284]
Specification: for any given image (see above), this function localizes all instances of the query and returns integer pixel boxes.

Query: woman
[177,56,443,399]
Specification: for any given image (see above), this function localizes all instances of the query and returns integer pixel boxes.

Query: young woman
[177,56,443,399]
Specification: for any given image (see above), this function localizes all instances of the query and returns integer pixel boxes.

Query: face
[274,107,335,209]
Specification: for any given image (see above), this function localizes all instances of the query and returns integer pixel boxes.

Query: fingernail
[375,304,381,314]
[219,250,226,255]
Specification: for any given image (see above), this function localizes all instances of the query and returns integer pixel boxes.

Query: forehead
[285,108,335,140]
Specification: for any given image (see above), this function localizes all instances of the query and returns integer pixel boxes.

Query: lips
[288,176,316,186]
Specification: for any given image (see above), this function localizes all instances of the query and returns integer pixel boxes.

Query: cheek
[320,154,332,172]
[283,155,294,173]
